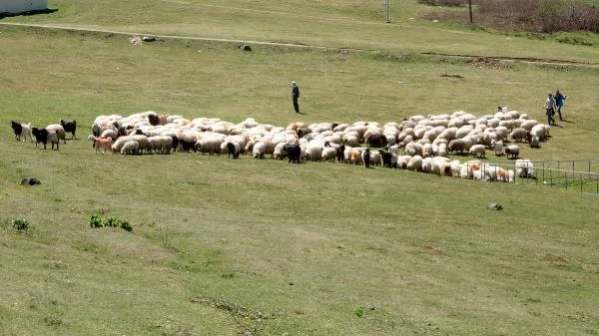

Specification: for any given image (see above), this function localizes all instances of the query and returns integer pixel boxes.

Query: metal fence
[477,159,599,195]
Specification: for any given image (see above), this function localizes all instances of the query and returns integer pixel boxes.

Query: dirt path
[2,21,598,69]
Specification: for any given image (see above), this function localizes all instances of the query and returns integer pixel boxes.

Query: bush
[89,213,104,228]
[89,213,133,232]
[12,218,30,232]
[477,0,599,33]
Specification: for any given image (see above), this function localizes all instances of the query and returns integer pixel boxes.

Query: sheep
[10,121,33,142]
[406,155,423,171]
[322,147,337,162]
[131,135,151,154]
[438,143,448,156]
[121,141,140,155]
[397,155,411,169]
[530,136,540,148]
[431,157,451,176]
[448,139,466,155]
[93,137,113,154]
[405,142,423,156]
[148,136,173,154]
[491,140,504,156]
[284,143,301,163]
[253,141,267,159]
[32,127,59,150]
[422,143,434,158]
[379,150,395,168]
[100,129,118,141]
[504,145,520,159]
[226,142,240,159]
[510,128,527,142]
[148,113,168,126]
[349,148,363,165]
[46,124,67,144]
[60,119,77,139]
[336,144,346,163]
[362,148,371,168]
[273,142,288,160]
[468,144,486,158]
[305,144,323,161]
[515,159,536,179]
[196,137,223,155]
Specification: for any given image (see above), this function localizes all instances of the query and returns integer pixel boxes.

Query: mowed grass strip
[0,27,598,335]
[2,0,599,63]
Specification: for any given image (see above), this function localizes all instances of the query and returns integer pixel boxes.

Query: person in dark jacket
[554,90,566,121]
[291,81,300,113]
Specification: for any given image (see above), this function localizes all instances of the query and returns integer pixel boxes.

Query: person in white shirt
[545,93,556,125]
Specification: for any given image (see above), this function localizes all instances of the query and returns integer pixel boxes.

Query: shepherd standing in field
[545,93,556,125]
[291,81,300,113]
[554,89,567,121]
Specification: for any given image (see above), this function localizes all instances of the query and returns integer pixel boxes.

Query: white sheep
[406,155,423,171]
[468,144,486,158]
[121,141,139,155]
[491,140,504,156]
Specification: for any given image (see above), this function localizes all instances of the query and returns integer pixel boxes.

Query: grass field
[2,1,599,335]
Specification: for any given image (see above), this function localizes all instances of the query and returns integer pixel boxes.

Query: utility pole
[384,0,390,23]
[468,0,473,24]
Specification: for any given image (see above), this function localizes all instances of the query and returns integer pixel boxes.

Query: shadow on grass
[0,8,58,20]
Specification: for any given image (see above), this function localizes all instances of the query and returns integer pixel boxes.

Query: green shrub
[12,218,30,232]
[89,213,132,232]
[89,213,104,228]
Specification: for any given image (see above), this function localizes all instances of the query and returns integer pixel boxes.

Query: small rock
[488,202,503,211]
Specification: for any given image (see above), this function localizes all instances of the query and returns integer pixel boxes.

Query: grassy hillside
[2,0,599,63]
[1,26,599,335]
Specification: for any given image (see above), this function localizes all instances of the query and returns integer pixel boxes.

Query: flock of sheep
[84,109,544,182]
[10,120,77,150]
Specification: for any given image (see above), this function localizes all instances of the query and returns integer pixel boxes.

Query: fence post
[589,161,591,174]
[550,169,552,187]
[565,172,568,191]
[573,161,575,182]
[580,173,583,193]
[542,162,545,184]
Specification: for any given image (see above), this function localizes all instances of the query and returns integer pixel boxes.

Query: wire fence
[475,159,599,195]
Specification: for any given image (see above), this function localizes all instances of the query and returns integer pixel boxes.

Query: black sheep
[60,119,77,139]
[284,144,301,164]
[226,142,240,159]
[179,139,196,152]
[363,148,371,168]
[379,150,394,168]
[170,135,179,152]
[10,121,22,141]
[336,144,345,163]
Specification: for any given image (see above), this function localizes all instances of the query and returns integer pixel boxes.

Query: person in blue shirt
[554,90,566,121]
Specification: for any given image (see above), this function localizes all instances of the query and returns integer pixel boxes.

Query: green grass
[2,0,599,64]
[1,17,599,336]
